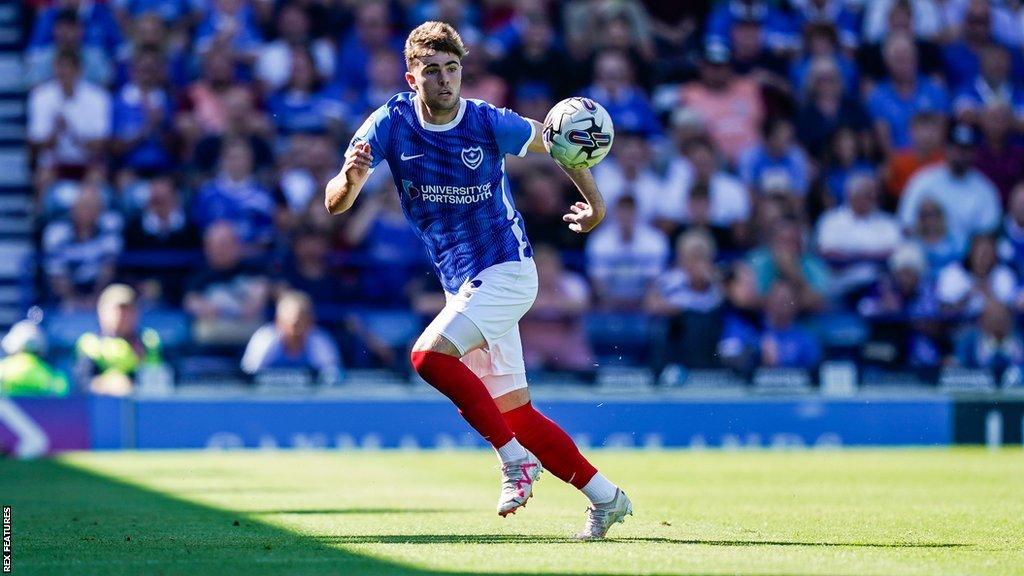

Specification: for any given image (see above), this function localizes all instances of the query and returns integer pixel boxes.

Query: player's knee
[411,332,462,358]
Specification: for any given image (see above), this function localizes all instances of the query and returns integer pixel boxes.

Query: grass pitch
[1,449,1022,575]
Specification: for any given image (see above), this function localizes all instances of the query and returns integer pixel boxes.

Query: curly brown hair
[404,21,467,70]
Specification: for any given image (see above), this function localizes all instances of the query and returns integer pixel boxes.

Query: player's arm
[523,118,606,234]
[325,142,372,215]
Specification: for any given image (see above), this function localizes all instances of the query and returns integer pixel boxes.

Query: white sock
[495,438,529,464]
[581,473,618,505]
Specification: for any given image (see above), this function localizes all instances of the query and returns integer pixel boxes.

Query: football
[542,97,614,169]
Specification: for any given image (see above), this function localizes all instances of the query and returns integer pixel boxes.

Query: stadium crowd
[9,0,1024,395]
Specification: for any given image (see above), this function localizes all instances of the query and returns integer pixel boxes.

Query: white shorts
[423,258,538,398]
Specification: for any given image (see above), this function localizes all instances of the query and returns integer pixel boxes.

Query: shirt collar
[413,95,466,132]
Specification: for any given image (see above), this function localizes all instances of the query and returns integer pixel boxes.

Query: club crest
[461,146,483,170]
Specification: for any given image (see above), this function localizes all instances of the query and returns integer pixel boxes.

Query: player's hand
[343,142,373,185]
[562,201,603,233]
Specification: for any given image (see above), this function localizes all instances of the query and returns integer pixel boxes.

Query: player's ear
[405,70,418,93]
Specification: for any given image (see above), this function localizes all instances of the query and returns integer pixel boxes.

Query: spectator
[862,0,943,44]
[973,103,1024,202]
[342,184,428,304]
[75,284,164,396]
[278,222,354,308]
[790,1,861,50]
[343,49,407,125]
[29,0,123,58]
[956,298,1024,373]
[882,112,946,201]
[899,124,1000,246]
[790,24,858,95]
[858,242,943,367]
[820,127,876,207]
[739,117,811,199]
[275,134,339,218]
[498,15,573,101]
[940,0,1023,48]
[111,46,175,177]
[591,131,665,224]
[680,43,764,165]
[795,55,872,161]
[858,0,943,83]
[660,137,750,248]
[266,48,346,139]
[25,9,112,87]
[333,1,403,92]
[484,0,549,59]
[184,222,270,346]
[816,173,903,296]
[913,198,965,273]
[459,43,508,107]
[941,0,1023,93]
[646,230,725,370]
[563,2,655,71]
[581,49,661,138]
[191,85,275,179]
[177,50,252,144]
[727,5,790,80]
[998,183,1024,278]
[191,138,280,249]
[29,50,112,179]
[119,13,190,89]
[866,33,949,153]
[193,0,263,64]
[937,233,1017,317]
[0,320,69,397]
[704,0,798,53]
[43,183,122,308]
[586,195,670,310]
[241,290,342,383]
[519,245,594,372]
[952,44,1024,128]
[112,0,197,26]
[255,3,335,92]
[718,279,821,371]
[747,217,829,313]
[122,174,201,304]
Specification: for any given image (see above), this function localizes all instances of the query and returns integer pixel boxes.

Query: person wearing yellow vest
[0,319,69,397]
[75,284,163,396]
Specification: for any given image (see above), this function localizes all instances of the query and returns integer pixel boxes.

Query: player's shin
[502,401,616,504]
[410,351,525,458]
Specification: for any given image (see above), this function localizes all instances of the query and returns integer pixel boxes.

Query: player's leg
[409,319,526,462]
[412,314,541,516]
[481,329,632,538]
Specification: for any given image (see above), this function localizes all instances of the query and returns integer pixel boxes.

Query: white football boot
[574,489,633,540]
[496,451,542,517]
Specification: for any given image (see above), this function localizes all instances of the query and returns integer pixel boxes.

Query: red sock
[410,351,514,449]
[503,402,597,489]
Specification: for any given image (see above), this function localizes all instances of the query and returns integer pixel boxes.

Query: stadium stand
[7,0,1024,395]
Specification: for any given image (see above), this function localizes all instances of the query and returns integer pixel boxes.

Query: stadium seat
[803,312,869,350]
[43,309,100,352]
[140,309,191,351]
[352,309,422,349]
[585,312,651,366]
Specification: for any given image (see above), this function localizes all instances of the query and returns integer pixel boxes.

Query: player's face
[406,51,462,112]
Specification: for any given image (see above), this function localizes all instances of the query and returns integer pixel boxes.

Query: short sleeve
[487,104,534,157]
[346,105,391,171]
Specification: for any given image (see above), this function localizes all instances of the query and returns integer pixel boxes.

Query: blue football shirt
[347,92,536,294]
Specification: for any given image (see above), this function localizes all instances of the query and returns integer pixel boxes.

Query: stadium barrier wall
[7,395,1009,454]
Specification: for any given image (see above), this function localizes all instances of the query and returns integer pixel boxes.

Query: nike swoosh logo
[401,152,425,161]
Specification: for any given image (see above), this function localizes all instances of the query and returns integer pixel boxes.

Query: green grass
[1,449,1023,575]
